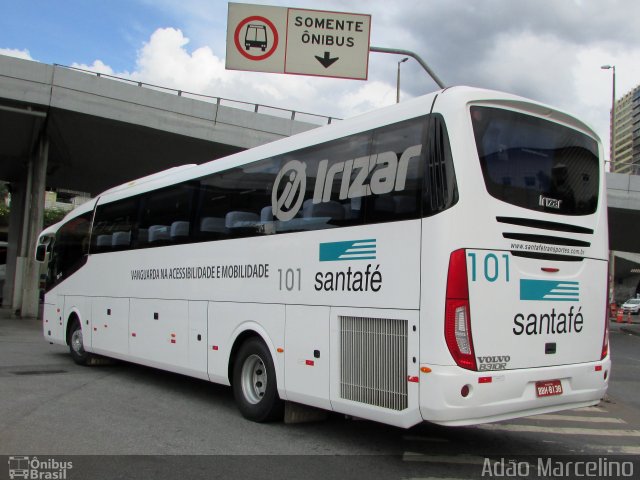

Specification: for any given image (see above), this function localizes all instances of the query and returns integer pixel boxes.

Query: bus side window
[366,117,427,223]
[91,198,138,253]
[138,183,196,247]
[196,176,233,241]
[286,131,371,230]
[196,161,279,240]
[424,114,458,216]
[49,211,92,287]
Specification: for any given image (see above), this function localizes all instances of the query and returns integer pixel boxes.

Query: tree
[43,207,68,227]
[0,182,69,228]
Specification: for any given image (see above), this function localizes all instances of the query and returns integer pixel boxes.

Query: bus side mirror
[35,244,47,262]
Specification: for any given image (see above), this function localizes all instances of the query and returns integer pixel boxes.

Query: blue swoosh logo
[319,239,376,262]
[520,279,579,302]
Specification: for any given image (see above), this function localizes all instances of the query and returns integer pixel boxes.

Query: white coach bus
[36,86,610,427]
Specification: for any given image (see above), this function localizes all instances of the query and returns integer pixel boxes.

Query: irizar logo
[520,279,579,302]
[539,194,562,209]
[272,160,307,221]
[271,144,422,221]
[320,239,376,262]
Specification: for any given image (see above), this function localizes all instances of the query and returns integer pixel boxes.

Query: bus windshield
[471,106,599,216]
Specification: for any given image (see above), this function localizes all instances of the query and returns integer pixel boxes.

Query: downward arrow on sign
[315,52,339,68]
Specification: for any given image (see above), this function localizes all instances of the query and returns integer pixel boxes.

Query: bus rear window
[471,106,599,216]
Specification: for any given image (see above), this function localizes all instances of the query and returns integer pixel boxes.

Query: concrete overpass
[2,54,640,316]
[0,54,333,317]
[605,172,640,302]
[606,172,640,252]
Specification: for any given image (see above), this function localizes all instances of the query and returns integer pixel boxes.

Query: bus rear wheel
[68,319,92,366]
[232,337,283,422]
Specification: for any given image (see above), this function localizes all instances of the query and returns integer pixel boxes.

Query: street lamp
[601,64,616,306]
[396,57,409,103]
[601,64,616,170]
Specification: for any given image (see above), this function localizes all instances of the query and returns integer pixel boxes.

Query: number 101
[467,252,510,283]
[278,268,301,291]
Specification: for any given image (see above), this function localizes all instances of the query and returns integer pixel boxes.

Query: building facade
[611,84,640,174]
[633,87,640,169]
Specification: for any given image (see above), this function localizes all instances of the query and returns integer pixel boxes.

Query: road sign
[226,3,287,73]
[226,3,371,80]
[285,8,371,79]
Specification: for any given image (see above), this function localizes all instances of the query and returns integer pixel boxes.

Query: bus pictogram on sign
[245,25,267,51]
[234,15,279,61]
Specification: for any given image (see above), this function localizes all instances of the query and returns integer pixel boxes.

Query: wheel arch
[64,309,82,346]
[227,323,282,390]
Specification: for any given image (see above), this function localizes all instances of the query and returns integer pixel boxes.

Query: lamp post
[396,57,408,103]
[601,64,616,307]
[601,64,616,170]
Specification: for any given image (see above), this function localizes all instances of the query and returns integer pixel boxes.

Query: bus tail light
[601,318,609,360]
[601,271,610,360]
[445,249,477,371]
[600,305,609,360]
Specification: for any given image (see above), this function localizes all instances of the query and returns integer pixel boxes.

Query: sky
[1,0,639,158]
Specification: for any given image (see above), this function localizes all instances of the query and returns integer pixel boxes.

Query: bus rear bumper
[419,358,611,426]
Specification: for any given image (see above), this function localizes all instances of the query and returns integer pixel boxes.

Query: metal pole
[600,64,617,307]
[370,46,446,89]
[396,57,408,103]
[611,66,616,170]
[396,60,401,104]
[610,65,616,307]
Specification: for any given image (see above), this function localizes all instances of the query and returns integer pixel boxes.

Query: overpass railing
[55,64,341,126]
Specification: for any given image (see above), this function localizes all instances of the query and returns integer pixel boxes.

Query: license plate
[536,379,563,397]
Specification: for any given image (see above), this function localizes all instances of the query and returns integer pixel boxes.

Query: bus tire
[68,318,92,366]
[232,337,284,422]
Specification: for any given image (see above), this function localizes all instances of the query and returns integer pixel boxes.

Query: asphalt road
[1,314,639,480]
[609,322,640,413]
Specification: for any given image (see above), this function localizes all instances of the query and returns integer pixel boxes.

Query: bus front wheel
[68,319,92,366]
[232,337,284,422]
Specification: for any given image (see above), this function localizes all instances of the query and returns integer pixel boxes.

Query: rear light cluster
[445,249,477,371]
[601,268,610,360]
[601,325,609,360]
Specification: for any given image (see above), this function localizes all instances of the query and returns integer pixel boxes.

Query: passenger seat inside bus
[96,234,112,252]
[303,200,344,224]
[260,206,274,222]
[200,217,227,234]
[148,225,170,243]
[111,231,131,249]
[225,211,259,229]
[170,221,190,241]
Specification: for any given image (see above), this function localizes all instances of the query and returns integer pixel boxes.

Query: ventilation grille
[340,316,408,411]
